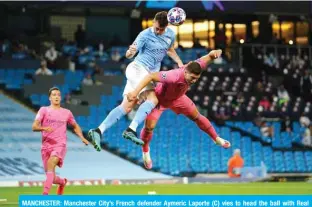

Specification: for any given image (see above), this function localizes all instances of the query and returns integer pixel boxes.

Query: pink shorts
[41,147,66,171]
[147,95,196,121]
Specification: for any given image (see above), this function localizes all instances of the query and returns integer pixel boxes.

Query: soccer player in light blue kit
[88,11,183,151]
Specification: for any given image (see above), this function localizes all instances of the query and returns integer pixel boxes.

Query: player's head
[48,87,61,106]
[184,61,202,85]
[153,11,168,35]
[234,149,241,156]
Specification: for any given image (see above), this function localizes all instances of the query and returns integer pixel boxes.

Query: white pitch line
[0,202,19,205]
[211,185,312,189]
[0,199,7,202]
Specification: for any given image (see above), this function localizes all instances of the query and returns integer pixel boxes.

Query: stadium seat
[1,46,312,176]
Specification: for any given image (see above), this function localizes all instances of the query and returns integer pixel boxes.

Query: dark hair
[186,62,202,75]
[154,11,168,28]
[48,87,60,96]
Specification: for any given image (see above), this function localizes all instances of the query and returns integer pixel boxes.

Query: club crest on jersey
[161,73,167,79]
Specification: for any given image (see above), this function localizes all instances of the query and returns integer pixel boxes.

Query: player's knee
[187,114,197,122]
[47,156,59,167]
[152,99,159,106]
[124,107,132,114]
[145,126,155,132]
[188,110,200,121]
[147,96,158,106]
[145,91,158,105]
[120,103,133,114]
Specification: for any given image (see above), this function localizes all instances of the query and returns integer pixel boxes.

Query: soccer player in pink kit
[32,87,89,195]
[127,49,231,169]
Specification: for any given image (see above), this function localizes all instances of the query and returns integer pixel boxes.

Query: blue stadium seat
[12,53,27,60]
[30,94,40,106]
[2,50,311,176]
[39,94,49,106]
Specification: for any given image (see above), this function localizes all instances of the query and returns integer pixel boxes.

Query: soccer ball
[167,7,186,26]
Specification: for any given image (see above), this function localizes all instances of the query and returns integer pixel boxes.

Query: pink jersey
[35,106,76,149]
[155,59,207,106]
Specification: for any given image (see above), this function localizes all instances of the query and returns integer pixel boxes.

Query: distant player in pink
[32,87,89,195]
[127,49,231,169]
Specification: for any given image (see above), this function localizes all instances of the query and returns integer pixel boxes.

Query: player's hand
[126,92,138,102]
[209,49,222,59]
[136,99,142,105]
[128,44,137,55]
[81,137,89,145]
[42,127,53,132]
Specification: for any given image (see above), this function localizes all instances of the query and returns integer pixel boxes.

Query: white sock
[143,150,151,161]
[215,137,224,145]
[129,121,138,132]
[98,123,106,134]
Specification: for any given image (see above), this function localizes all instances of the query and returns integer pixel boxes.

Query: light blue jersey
[132,27,175,72]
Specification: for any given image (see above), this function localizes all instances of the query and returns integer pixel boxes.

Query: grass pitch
[0,182,311,206]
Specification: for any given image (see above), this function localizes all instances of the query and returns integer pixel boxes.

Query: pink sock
[195,115,218,141]
[140,128,153,152]
[43,172,54,195]
[54,176,65,185]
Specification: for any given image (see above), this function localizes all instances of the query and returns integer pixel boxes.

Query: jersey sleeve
[133,31,146,51]
[67,111,77,126]
[158,69,179,84]
[35,107,46,122]
[195,58,208,70]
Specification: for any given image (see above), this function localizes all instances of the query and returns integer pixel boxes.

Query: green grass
[0,183,311,206]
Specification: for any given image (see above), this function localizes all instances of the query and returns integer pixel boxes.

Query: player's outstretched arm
[167,46,183,67]
[126,31,146,59]
[126,72,161,102]
[32,120,52,132]
[72,123,89,145]
[199,49,222,66]
[125,45,137,59]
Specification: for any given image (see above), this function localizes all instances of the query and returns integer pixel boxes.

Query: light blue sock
[129,100,156,132]
[98,105,126,134]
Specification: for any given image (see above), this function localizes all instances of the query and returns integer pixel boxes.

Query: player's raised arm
[125,44,137,59]
[167,46,183,67]
[198,49,222,69]
[126,32,146,59]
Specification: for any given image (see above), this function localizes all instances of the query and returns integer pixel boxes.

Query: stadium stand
[0,93,171,181]
[1,45,311,176]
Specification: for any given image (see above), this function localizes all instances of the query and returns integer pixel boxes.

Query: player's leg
[129,90,159,132]
[171,95,231,148]
[122,62,158,145]
[98,97,135,134]
[123,89,158,145]
[42,153,60,195]
[140,107,163,169]
[88,96,137,150]
[53,147,67,195]
[88,62,141,150]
